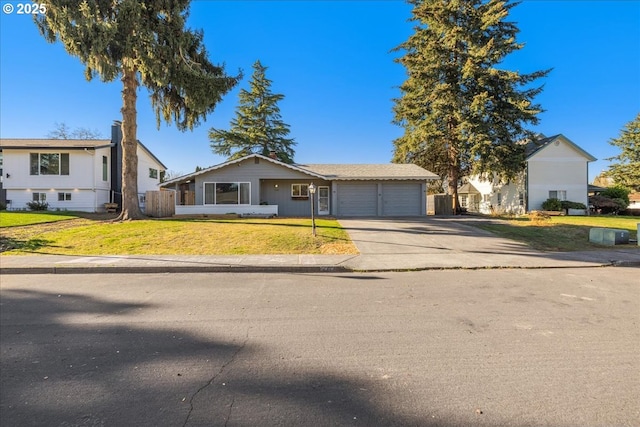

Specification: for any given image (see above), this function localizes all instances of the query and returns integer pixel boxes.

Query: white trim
[318,186,330,215]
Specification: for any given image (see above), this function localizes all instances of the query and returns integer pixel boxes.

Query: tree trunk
[118,63,144,220]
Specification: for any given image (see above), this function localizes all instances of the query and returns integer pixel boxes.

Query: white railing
[175,204,278,216]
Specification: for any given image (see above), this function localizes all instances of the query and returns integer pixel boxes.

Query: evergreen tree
[392,0,549,211]
[606,113,640,191]
[210,60,296,163]
[35,1,239,220]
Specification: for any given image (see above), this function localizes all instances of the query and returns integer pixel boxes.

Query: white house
[0,123,166,212]
[459,134,596,215]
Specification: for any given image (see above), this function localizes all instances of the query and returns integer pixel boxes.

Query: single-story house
[0,122,166,212]
[160,154,439,217]
[459,134,596,215]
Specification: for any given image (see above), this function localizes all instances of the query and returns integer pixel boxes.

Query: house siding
[261,179,332,216]
[527,138,590,210]
[193,158,318,206]
[2,147,112,211]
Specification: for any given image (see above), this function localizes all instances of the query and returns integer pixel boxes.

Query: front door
[318,186,330,215]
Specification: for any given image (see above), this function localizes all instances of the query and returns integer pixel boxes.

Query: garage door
[338,183,378,216]
[382,183,422,216]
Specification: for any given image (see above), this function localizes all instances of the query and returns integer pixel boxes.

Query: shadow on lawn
[0,236,53,253]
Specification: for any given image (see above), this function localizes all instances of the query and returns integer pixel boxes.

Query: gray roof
[296,163,439,180]
[525,134,596,161]
[0,138,112,149]
[162,153,438,185]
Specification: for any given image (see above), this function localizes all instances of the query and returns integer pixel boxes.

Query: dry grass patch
[0,217,358,255]
[473,215,639,252]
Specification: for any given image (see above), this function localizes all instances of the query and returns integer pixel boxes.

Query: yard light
[309,182,316,237]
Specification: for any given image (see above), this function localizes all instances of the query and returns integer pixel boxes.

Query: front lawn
[0,216,358,255]
[0,211,79,228]
[474,215,639,252]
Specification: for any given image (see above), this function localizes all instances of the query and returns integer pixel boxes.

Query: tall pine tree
[210,60,296,163]
[606,113,640,191]
[392,0,549,210]
[35,1,239,220]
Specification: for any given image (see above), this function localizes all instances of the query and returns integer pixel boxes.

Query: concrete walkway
[1,217,638,274]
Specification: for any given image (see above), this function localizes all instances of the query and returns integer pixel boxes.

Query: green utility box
[589,228,630,246]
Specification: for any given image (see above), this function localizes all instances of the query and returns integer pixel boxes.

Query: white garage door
[382,183,423,216]
[338,183,378,216]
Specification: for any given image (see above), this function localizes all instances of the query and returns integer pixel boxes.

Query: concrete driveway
[337,216,546,270]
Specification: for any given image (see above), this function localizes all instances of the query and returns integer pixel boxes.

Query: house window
[549,190,567,201]
[460,195,468,208]
[203,182,250,205]
[102,156,108,181]
[483,194,490,203]
[32,193,46,202]
[58,192,72,201]
[291,183,309,198]
[149,168,158,179]
[497,193,502,206]
[30,153,69,175]
[519,192,524,206]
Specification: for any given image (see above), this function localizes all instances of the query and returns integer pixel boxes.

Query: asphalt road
[1,268,638,427]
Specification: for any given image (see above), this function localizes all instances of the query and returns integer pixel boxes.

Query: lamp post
[308,182,316,237]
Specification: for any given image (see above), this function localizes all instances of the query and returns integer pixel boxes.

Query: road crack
[182,329,250,427]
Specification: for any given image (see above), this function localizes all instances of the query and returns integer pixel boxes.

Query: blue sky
[1,0,638,181]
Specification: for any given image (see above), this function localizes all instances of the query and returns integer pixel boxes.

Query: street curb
[1,260,638,275]
[0,265,352,275]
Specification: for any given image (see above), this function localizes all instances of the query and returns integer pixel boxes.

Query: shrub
[541,198,562,211]
[26,201,49,211]
[601,186,630,206]
[561,200,586,211]
[589,195,627,214]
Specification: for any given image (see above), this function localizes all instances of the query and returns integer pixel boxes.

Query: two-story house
[0,122,166,212]
[458,134,596,215]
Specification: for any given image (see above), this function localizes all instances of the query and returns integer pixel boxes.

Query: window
[204,182,250,205]
[549,190,567,201]
[30,153,69,175]
[149,168,158,179]
[32,193,46,202]
[291,183,309,198]
[518,192,524,206]
[483,194,490,203]
[460,195,468,208]
[102,156,108,181]
[58,192,72,201]
[497,192,502,206]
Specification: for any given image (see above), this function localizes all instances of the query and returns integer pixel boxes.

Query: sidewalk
[1,248,638,274]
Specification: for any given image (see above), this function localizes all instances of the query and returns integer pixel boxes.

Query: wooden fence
[427,194,453,216]
[145,191,175,218]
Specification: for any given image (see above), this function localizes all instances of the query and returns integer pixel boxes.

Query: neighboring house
[459,134,596,215]
[0,122,166,212]
[628,193,640,211]
[160,153,438,217]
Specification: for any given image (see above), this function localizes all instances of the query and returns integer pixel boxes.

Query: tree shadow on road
[1,289,458,427]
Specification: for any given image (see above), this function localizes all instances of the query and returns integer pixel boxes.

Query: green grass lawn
[474,215,639,252]
[0,211,79,227]
[0,215,358,255]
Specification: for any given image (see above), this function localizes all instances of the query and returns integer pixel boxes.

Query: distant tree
[195,166,205,172]
[392,0,549,212]
[210,60,296,163]
[48,122,102,139]
[35,1,239,220]
[606,113,640,191]
[592,172,613,188]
